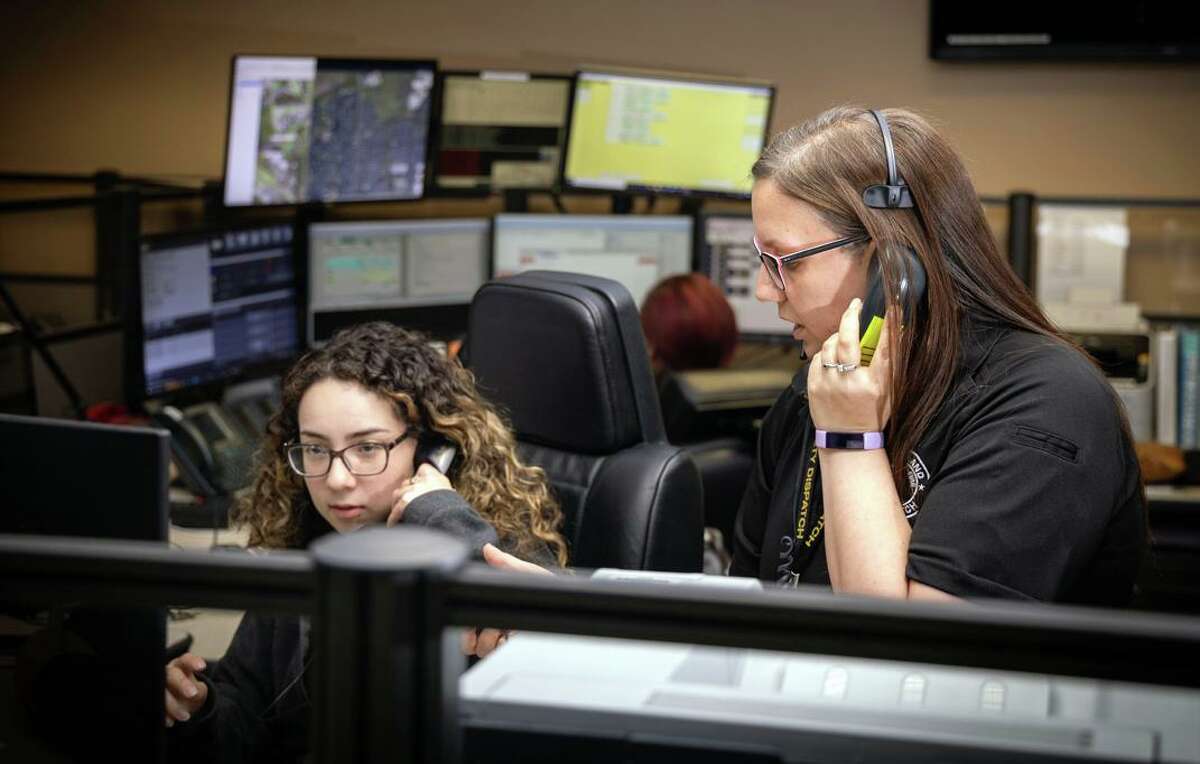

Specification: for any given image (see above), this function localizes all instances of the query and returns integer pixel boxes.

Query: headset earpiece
[862,109,914,210]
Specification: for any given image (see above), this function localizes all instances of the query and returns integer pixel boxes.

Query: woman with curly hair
[164,322,566,762]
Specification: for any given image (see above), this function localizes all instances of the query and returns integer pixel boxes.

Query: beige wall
[1,0,1198,277]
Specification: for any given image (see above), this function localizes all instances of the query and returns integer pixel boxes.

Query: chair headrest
[466,271,666,453]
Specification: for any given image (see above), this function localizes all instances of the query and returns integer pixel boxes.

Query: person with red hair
[640,273,738,375]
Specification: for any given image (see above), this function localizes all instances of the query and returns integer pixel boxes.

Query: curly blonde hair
[233,322,568,567]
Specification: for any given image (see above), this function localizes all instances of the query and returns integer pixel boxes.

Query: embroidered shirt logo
[902,451,930,518]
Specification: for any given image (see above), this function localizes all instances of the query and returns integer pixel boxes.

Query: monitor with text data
[434,71,571,192]
[698,213,791,340]
[562,69,773,198]
[223,56,436,206]
[130,223,300,401]
[492,214,692,306]
[308,218,490,344]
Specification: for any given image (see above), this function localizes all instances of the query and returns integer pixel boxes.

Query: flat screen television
[930,1,1200,61]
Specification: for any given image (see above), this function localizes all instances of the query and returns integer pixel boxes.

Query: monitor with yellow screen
[562,70,773,198]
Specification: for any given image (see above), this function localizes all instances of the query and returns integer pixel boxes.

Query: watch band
[814,429,885,450]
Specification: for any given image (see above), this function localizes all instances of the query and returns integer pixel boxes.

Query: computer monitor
[492,214,692,306]
[562,69,774,198]
[0,413,168,760]
[462,631,1200,763]
[697,213,791,341]
[434,71,571,192]
[307,218,490,344]
[223,55,437,206]
[129,223,301,403]
[0,413,170,540]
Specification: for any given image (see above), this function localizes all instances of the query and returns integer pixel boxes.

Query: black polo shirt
[730,320,1146,606]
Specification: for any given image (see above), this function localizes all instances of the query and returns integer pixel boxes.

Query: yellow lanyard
[794,445,824,548]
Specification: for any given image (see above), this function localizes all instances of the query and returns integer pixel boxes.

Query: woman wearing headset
[728,106,1145,603]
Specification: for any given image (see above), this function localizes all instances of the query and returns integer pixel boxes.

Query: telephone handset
[153,405,218,497]
[414,433,458,475]
[858,245,927,366]
[151,402,255,497]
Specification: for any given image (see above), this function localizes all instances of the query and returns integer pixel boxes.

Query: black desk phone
[152,402,256,499]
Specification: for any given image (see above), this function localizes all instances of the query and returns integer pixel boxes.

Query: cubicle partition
[3,528,1200,763]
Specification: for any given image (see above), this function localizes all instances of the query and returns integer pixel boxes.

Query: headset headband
[862,109,914,209]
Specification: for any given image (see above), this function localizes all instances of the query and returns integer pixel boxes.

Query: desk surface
[170,521,249,551]
[167,522,249,659]
[1147,484,1200,506]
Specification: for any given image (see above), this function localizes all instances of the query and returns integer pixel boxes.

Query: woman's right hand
[387,463,453,526]
[164,653,209,727]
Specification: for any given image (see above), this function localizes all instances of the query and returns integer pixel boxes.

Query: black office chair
[466,271,704,572]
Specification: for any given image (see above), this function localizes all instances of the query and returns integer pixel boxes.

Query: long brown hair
[751,106,1110,488]
[233,322,569,566]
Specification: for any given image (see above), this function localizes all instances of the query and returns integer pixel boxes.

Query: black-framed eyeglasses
[753,234,870,292]
[285,433,411,478]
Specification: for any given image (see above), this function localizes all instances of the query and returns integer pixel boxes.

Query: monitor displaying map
[223,56,436,206]
[562,69,773,199]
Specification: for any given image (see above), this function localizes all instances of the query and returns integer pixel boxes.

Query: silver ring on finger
[822,360,858,372]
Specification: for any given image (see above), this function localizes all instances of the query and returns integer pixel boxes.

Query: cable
[258,654,313,720]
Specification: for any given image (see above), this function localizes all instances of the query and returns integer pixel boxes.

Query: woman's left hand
[387,463,452,526]
[807,298,896,432]
[462,545,554,658]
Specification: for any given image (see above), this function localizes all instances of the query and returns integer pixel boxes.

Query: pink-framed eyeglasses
[753,234,869,292]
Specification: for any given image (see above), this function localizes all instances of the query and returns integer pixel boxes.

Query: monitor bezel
[126,221,305,408]
[694,210,795,345]
[559,67,776,202]
[220,54,440,209]
[429,70,575,198]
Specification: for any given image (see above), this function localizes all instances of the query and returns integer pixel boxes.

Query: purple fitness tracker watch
[814,429,885,450]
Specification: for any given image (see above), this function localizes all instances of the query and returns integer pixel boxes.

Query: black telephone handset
[414,433,458,475]
[151,403,255,497]
[153,405,220,497]
[858,245,927,366]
